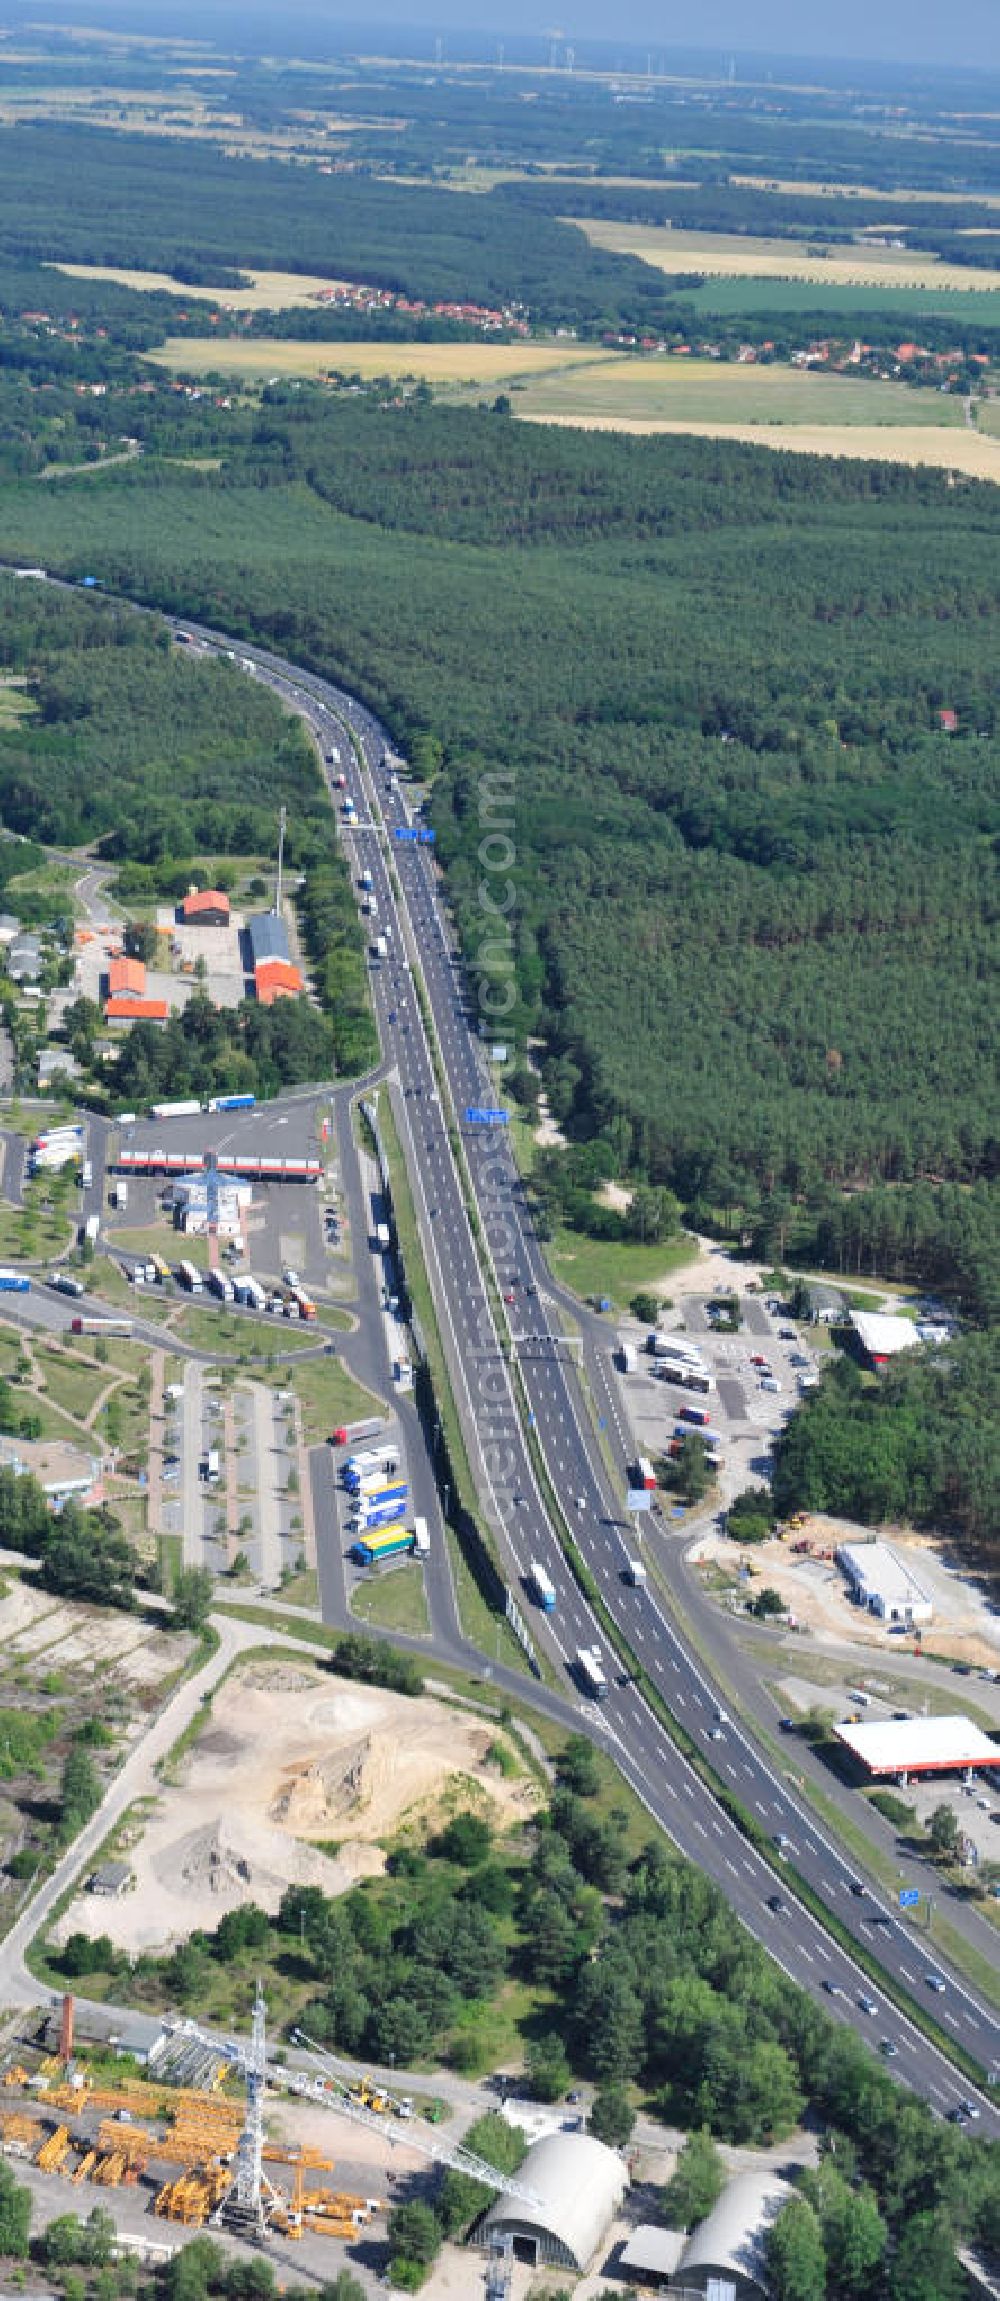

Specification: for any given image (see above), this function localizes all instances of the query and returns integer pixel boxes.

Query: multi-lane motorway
[10,567,993,2128]
[177,623,998,2131]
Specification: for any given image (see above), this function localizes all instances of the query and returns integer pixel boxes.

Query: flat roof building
[104,997,169,1024]
[834,1714,1000,1782]
[837,1539,933,1625]
[851,1311,922,1368]
[0,1434,103,1511]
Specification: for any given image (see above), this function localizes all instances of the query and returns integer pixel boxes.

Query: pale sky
[360,1,999,70]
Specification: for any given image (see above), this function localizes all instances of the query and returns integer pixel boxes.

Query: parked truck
[0,1269,29,1294]
[344,1447,401,1487]
[330,1418,386,1448]
[112,1179,128,1212]
[616,1343,637,1374]
[412,1517,430,1557]
[351,1527,415,1567]
[207,1270,235,1303]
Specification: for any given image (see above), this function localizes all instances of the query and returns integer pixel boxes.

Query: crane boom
[291,2033,541,2205]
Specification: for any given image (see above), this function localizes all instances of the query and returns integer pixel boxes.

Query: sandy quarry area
[0,1575,193,1688]
[57,1662,540,1954]
[693,1513,1000,1670]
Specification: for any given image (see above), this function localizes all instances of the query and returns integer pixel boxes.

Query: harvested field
[520,412,1000,481]
[571,218,1000,295]
[56,1660,539,1954]
[52,263,355,310]
[147,337,610,384]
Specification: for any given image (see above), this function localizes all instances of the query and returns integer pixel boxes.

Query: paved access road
[186,624,999,2133]
[8,572,992,2129]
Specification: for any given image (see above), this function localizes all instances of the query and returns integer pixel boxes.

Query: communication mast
[275,805,286,918]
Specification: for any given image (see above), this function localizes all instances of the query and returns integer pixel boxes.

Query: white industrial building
[479,2132,627,2269]
[837,1539,933,1626]
[171,1174,251,1239]
[850,1310,921,1368]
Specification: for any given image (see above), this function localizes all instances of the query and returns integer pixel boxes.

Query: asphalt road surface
[6,571,995,2130]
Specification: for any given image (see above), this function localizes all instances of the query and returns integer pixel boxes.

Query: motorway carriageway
[172,620,999,2129]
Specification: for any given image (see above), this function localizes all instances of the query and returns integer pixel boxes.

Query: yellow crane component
[1,2067,32,2092]
[37,2124,73,2173]
[0,2113,43,2154]
[72,2150,98,2186]
[96,2119,157,2165]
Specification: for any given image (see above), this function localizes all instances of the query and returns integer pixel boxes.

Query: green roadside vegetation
[266,1349,378,1448]
[547,1222,696,1309]
[350,1562,431,1637]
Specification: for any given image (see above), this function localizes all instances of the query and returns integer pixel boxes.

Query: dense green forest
[0,401,994,1289]
[773,1332,999,1541]
[0,126,681,336]
[49,1731,1000,2298]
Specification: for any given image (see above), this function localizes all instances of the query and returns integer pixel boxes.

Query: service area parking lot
[107,1095,342,1299]
[157,1363,309,1591]
[617,1289,820,1493]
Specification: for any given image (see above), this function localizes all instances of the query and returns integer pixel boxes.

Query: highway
[191,624,999,2130]
[5,567,994,2127]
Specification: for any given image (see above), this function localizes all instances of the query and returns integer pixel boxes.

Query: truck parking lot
[616,1289,819,1500]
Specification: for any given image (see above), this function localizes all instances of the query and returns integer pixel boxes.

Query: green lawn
[171,1303,317,1356]
[513,356,967,429]
[270,1349,380,1447]
[547,1223,697,1310]
[116,1223,207,1268]
[685,276,1000,324]
[350,1560,430,1636]
[34,1344,110,1423]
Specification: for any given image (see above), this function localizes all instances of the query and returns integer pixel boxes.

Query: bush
[433,1811,492,1867]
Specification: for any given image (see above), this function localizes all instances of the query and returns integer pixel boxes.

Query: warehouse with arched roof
[479,2131,627,2269]
[675,2166,791,2298]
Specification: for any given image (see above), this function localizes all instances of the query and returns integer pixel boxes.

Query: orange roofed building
[104,996,169,1023]
[107,955,146,999]
[180,890,231,926]
[254,958,304,1006]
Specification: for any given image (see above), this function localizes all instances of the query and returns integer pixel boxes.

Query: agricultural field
[512,357,968,429]
[147,336,613,385]
[527,419,1000,479]
[572,217,1000,296]
[53,261,354,310]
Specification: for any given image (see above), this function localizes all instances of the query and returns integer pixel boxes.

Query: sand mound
[56,1663,540,1955]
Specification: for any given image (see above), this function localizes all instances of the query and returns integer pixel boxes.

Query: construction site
[0,1989,534,2279]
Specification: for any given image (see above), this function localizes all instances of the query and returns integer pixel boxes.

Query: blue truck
[0,1270,30,1294]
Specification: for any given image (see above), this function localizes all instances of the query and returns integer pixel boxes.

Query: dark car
[765,1894,786,1914]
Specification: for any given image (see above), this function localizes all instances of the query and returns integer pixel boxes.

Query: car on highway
[925,1974,946,1994]
[765,1894,786,1914]
[879,2039,899,2058]
[822,1980,842,1997]
[858,1996,878,2016]
[503,1290,515,1304]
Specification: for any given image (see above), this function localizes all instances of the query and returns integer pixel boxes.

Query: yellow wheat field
[572,219,1000,295]
[147,337,607,383]
[519,411,1000,481]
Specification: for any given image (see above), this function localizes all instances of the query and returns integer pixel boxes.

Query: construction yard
[53,1659,541,1957]
[696,1511,1000,1671]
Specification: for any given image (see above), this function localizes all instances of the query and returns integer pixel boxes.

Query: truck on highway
[47,1272,84,1297]
[351,1527,415,1567]
[81,1159,93,1191]
[529,1561,557,1612]
[372,1221,391,1252]
[412,1517,430,1557]
[624,1556,647,1587]
[575,1646,608,1700]
[0,1269,29,1294]
[372,934,388,960]
[359,870,374,892]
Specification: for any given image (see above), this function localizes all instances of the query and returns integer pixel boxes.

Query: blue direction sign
[394,826,436,844]
[899,1887,920,1909]
[465,1107,509,1126]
